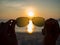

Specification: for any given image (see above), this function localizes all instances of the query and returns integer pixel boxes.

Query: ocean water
[15,27,60,45]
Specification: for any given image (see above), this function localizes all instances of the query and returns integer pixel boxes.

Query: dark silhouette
[0,19,18,45]
[42,18,60,45]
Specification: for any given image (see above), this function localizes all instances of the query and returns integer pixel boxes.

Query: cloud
[0,1,27,9]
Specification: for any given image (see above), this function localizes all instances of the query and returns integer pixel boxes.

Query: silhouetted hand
[0,19,18,45]
[42,18,60,45]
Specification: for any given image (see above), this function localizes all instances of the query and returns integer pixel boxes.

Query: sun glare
[26,7,34,17]
[28,10,34,17]
[27,20,34,33]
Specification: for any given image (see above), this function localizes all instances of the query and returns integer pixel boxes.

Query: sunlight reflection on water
[27,20,34,33]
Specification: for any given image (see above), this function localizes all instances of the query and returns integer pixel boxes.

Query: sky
[0,0,60,32]
[0,0,60,19]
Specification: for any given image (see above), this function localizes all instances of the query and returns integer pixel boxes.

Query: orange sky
[0,0,60,19]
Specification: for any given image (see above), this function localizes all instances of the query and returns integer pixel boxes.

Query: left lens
[32,17,45,27]
[16,17,29,27]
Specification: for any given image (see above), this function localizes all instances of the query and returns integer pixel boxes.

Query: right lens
[32,17,45,27]
[16,17,29,27]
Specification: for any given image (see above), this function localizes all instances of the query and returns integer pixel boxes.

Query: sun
[26,7,34,17]
[28,10,34,17]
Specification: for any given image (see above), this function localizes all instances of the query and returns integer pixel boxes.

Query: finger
[6,19,16,28]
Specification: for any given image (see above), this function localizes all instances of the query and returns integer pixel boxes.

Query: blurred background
[0,0,60,45]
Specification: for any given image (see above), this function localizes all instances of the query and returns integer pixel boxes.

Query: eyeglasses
[16,17,45,27]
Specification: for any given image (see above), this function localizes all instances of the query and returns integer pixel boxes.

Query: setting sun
[26,7,34,17]
[27,20,34,33]
[27,10,34,17]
